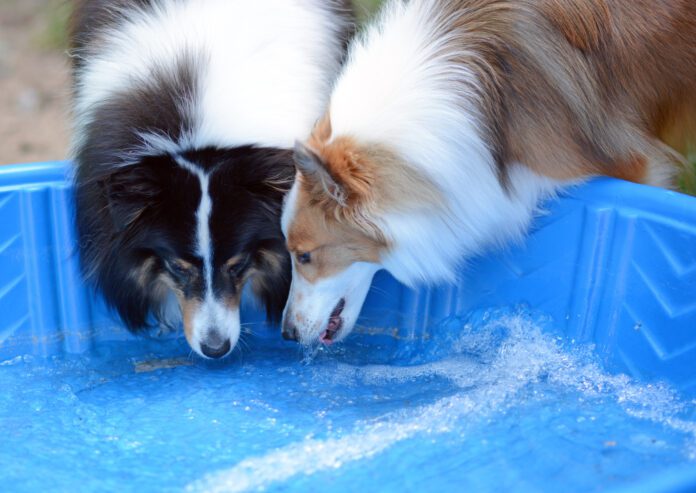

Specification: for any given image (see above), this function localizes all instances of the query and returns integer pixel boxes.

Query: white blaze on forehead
[174,156,213,292]
[174,155,240,351]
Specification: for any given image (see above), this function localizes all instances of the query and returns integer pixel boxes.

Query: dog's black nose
[282,321,299,342]
[200,331,231,359]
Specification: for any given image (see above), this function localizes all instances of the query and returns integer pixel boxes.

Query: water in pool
[1,309,694,493]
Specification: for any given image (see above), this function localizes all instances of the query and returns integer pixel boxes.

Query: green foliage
[35,0,71,51]
[354,0,384,11]
[353,0,384,22]
[685,154,696,195]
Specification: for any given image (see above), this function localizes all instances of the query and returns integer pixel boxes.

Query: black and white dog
[70,0,353,358]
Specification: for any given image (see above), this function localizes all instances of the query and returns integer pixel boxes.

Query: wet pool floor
[2,311,695,493]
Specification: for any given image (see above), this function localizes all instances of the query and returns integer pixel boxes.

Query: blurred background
[0,0,70,164]
[0,0,692,191]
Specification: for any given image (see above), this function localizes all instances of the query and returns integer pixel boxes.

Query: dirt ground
[0,0,70,165]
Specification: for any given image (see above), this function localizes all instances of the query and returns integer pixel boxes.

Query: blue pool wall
[0,161,695,395]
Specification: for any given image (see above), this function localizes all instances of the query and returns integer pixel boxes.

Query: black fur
[77,155,201,329]
[71,3,294,333]
[70,0,160,71]
[75,147,294,331]
[74,51,200,175]
[70,0,353,344]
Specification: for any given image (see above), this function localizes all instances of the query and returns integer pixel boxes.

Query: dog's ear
[100,158,163,232]
[294,140,348,206]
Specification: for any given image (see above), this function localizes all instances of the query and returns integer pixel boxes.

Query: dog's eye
[227,255,251,279]
[297,252,311,265]
[168,262,191,280]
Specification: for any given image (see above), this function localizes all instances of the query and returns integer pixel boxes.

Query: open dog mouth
[320,298,346,345]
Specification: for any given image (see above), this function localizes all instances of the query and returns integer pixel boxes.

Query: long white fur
[284,261,380,345]
[71,0,350,158]
[329,0,562,285]
[284,0,565,343]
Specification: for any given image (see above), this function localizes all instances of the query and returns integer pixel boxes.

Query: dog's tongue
[321,317,341,345]
[320,330,335,345]
[321,299,345,345]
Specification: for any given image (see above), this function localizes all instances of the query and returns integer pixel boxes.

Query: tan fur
[160,256,251,341]
[290,112,446,278]
[308,113,442,209]
[258,249,283,273]
[222,255,254,303]
[612,154,648,184]
[180,297,201,347]
[132,257,158,289]
[542,0,610,53]
[300,113,443,250]
[249,248,287,296]
[426,0,696,187]
[287,178,385,282]
[223,254,247,273]
[308,0,695,198]
[157,262,200,344]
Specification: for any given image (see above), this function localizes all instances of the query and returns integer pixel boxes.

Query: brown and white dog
[280,0,696,345]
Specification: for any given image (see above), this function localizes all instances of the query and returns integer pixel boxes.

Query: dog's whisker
[367,285,399,301]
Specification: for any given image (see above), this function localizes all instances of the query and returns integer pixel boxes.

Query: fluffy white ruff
[71,0,349,156]
[329,0,563,286]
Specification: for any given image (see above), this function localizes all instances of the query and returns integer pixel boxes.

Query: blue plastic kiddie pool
[1,161,695,493]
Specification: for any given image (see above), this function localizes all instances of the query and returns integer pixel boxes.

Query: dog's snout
[200,330,232,359]
[282,320,299,342]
